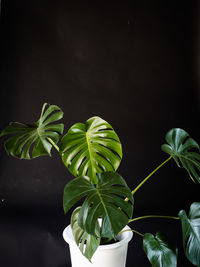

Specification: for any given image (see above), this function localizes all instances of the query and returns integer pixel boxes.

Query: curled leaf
[1,103,64,159]
[162,128,200,183]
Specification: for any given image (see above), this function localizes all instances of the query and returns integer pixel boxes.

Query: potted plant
[1,103,200,267]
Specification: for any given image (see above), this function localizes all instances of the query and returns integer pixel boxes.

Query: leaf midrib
[85,132,96,183]
[37,125,44,144]
[96,185,112,230]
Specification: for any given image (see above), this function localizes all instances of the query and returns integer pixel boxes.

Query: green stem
[129,215,180,223]
[131,155,172,195]
[47,137,60,152]
[119,228,144,237]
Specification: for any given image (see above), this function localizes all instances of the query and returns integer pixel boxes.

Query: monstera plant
[1,103,200,267]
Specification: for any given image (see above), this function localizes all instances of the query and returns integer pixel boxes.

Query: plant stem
[47,137,60,152]
[129,215,180,223]
[119,228,144,237]
[131,155,172,195]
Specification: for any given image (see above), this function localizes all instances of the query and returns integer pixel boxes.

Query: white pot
[63,225,133,267]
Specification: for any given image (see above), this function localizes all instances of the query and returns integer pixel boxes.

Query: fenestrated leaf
[63,171,133,238]
[143,232,177,267]
[1,103,64,159]
[71,207,100,261]
[60,116,122,183]
[161,128,200,183]
[178,202,200,267]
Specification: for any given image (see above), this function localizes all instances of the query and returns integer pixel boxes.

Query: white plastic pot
[63,225,133,267]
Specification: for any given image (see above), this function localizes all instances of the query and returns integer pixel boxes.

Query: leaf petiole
[131,155,172,195]
[118,228,144,237]
[129,215,180,223]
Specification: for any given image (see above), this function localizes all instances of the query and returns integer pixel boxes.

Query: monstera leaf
[63,172,133,238]
[60,116,122,183]
[178,202,200,267]
[71,207,100,261]
[161,128,200,183]
[143,232,177,267]
[1,103,64,159]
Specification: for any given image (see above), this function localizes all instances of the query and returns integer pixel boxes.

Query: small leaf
[178,202,200,267]
[60,116,122,183]
[63,171,133,238]
[143,232,177,267]
[1,103,64,159]
[71,207,100,261]
[162,128,200,183]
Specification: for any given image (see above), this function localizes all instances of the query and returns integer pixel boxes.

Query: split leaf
[1,103,64,159]
[71,207,100,261]
[63,171,133,238]
[162,128,200,183]
[60,116,122,183]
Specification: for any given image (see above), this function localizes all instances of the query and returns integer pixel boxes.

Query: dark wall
[0,1,199,266]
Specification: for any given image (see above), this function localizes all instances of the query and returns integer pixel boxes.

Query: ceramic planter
[63,224,133,267]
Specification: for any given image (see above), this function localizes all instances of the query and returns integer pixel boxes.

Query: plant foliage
[63,171,133,238]
[162,128,200,183]
[143,232,177,267]
[60,116,122,183]
[178,202,200,267]
[1,103,200,267]
[0,103,64,159]
[71,207,100,261]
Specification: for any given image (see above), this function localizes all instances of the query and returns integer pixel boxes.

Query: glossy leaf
[60,116,122,183]
[1,103,64,159]
[63,171,133,238]
[161,128,200,183]
[178,202,200,267]
[71,207,100,261]
[143,232,177,267]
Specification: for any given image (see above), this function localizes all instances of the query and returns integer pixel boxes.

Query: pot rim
[63,224,133,250]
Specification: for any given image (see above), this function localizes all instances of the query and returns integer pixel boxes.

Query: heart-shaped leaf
[1,103,64,159]
[143,232,177,267]
[178,202,200,267]
[60,116,122,183]
[71,207,100,261]
[63,171,133,238]
[161,128,200,183]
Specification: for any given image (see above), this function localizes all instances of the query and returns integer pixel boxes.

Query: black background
[0,1,200,266]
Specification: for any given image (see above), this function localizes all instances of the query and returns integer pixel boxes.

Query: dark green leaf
[71,207,100,261]
[161,128,200,183]
[143,232,177,267]
[178,202,200,267]
[1,103,64,159]
[63,171,133,238]
[60,116,122,183]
